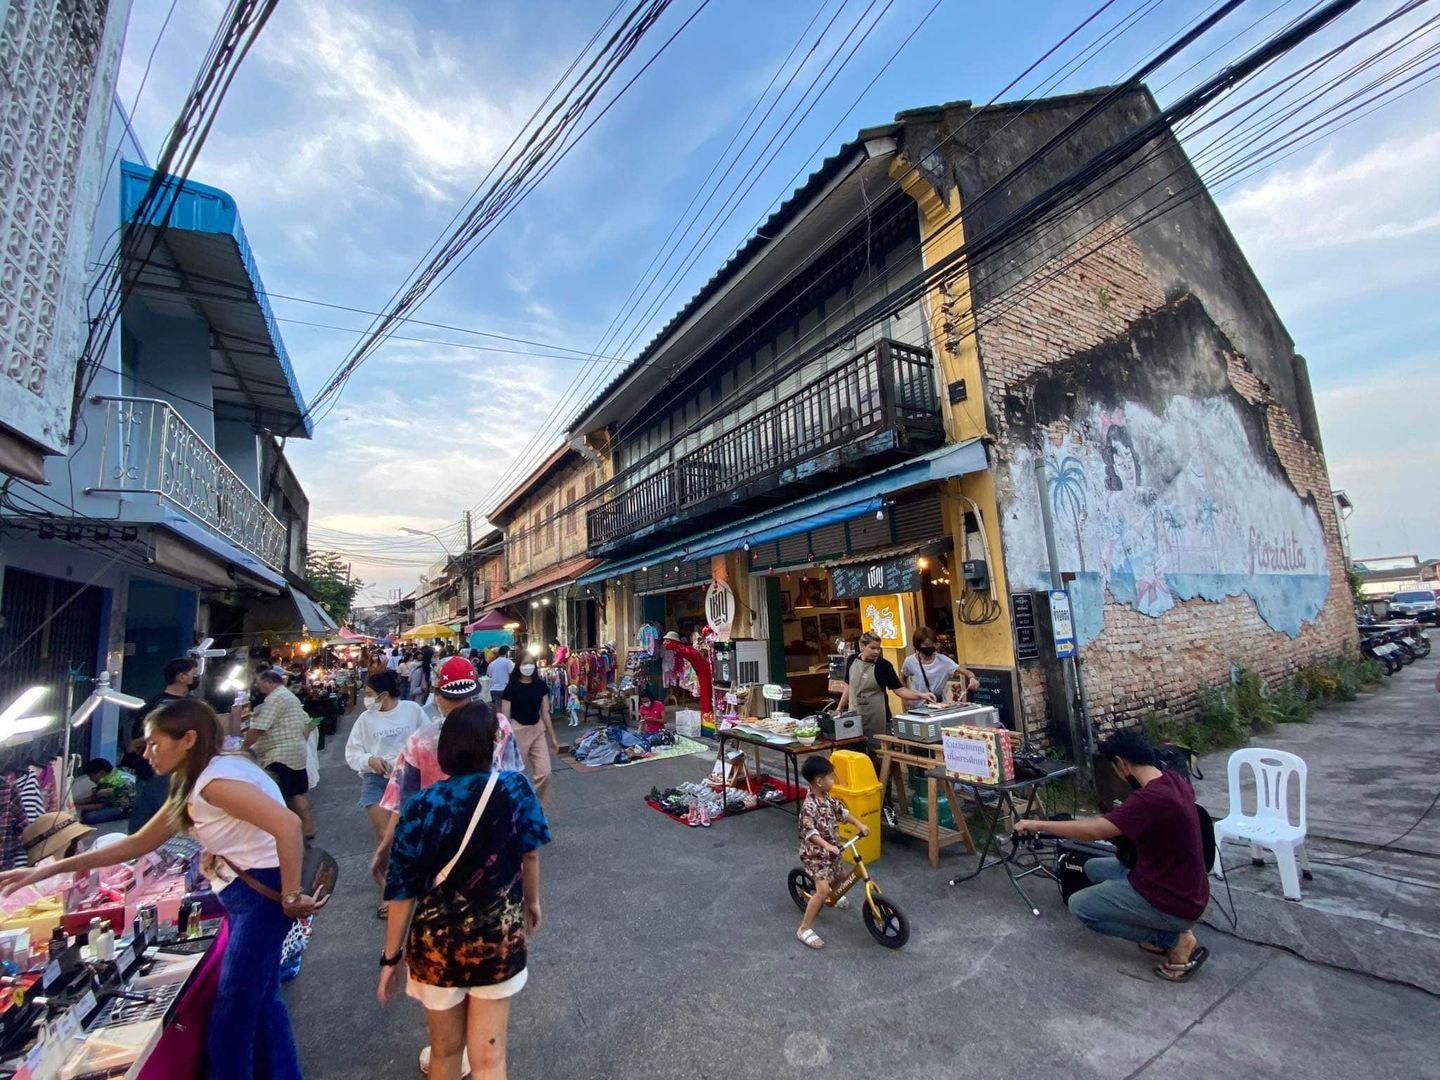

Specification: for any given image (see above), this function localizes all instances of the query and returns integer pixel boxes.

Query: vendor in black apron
[836,632,937,740]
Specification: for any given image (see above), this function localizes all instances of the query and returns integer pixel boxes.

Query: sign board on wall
[830,556,922,600]
[1011,592,1039,661]
[860,594,907,649]
[705,579,736,641]
[1049,589,1076,659]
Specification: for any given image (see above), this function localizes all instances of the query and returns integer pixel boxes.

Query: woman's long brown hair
[146,698,224,829]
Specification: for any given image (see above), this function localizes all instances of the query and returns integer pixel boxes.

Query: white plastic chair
[1212,748,1311,901]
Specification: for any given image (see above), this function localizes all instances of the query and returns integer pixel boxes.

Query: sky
[111,0,1440,604]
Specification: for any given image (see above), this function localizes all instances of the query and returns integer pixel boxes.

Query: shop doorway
[124,580,199,701]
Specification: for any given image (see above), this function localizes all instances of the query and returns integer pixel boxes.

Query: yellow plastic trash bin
[829,749,883,864]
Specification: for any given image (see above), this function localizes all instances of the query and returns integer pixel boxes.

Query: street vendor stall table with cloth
[716,729,867,816]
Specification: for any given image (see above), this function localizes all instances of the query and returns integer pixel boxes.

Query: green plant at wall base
[1138,655,1383,757]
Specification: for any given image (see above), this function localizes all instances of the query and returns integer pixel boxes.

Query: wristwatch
[379,949,405,968]
[282,890,303,906]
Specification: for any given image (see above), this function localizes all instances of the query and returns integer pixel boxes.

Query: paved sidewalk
[287,698,1440,1079]
[1191,654,1440,995]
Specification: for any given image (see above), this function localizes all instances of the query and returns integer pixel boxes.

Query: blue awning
[290,585,339,633]
[162,514,288,591]
[578,438,987,584]
[119,161,312,436]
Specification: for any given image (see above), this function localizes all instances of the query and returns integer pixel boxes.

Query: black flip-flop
[1155,945,1210,982]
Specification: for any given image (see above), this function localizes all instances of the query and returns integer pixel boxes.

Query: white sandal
[797,928,825,949]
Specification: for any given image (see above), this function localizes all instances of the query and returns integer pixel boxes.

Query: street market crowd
[0,628,1218,1080]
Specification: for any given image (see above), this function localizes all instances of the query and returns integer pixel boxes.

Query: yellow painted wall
[891,158,1016,670]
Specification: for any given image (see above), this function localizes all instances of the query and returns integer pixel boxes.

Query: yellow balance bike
[787,835,910,949]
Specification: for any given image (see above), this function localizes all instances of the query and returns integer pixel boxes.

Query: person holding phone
[0,698,327,1079]
[346,670,425,918]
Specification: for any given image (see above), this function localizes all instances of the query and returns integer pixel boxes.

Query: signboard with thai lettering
[830,556,922,599]
[705,579,735,642]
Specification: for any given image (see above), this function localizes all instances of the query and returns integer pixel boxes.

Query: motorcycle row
[1358,612,1432,674]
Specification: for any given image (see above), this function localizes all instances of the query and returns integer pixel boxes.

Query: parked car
[1388,590,1439,622]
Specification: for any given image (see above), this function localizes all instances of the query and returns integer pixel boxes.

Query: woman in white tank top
[0,698,327,1079]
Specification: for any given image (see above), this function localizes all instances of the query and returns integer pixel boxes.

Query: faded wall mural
[1001,394,1330,642]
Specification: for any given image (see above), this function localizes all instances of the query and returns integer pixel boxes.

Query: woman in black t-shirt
[501,661,560,804]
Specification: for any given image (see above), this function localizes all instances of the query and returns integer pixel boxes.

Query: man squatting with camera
[1015,730,1211,982]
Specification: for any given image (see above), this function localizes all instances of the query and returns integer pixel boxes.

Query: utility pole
[1034,457,1092,785]
[464,510,476,624]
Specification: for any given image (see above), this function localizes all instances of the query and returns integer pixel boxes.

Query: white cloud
[1219,126,1440,252]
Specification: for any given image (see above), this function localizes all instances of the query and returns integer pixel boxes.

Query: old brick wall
[973,225,1357,733]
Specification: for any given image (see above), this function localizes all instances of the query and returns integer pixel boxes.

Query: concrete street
[288,663,1440,1079]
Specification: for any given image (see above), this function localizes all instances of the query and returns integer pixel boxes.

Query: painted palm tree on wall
[1049,454,1089,572]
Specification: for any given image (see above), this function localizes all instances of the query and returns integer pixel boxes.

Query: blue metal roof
[578,438,987,584]
[119,161,312,436]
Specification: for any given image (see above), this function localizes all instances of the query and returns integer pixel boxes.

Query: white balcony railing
[87,395,286,571]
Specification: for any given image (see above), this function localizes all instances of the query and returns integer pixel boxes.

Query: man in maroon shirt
[1017,730,1210,981]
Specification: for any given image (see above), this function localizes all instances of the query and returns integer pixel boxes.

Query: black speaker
[1055,839,1118,904]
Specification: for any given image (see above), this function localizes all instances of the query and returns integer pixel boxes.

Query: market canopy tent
[401,623,459,639]
[465,610,523,633]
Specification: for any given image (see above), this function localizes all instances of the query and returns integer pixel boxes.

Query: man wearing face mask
[502,657,560,806]
[900,627,979,703]
[1015,730,1211,982]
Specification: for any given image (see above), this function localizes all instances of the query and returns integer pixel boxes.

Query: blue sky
[113,0,1440,601]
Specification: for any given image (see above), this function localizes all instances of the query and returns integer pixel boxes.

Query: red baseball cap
[435,656,478,698]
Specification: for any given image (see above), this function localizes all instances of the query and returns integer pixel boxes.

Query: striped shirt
[246,685,311,771]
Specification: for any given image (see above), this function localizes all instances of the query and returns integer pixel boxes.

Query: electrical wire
[463,0,1139,527]
[300,0,705,430]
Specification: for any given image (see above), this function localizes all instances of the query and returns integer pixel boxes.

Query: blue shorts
[358,771,389,808]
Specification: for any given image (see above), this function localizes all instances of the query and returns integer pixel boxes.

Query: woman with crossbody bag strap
[0,698,325,1079]
[378,701,551,1080]
[902,627,979,703]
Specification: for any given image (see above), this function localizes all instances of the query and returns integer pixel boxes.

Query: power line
[300,0,708,430]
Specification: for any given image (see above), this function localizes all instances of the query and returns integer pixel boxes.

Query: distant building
[1352,555,1438,598]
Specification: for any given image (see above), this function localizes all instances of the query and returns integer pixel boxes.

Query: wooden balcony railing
[587,339,943,551]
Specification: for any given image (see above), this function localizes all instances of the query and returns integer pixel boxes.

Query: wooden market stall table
[871,734,977,868]
[935,763,1078,916]
[715,727,867,816]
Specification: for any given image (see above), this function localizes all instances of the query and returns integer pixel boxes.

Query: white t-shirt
[488,656,515,693]
[188,754,283,888]
[900,652,960,696]
[345,700,425,774]
[386,652,401,671]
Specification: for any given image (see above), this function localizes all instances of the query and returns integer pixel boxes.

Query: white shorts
[406,968,528,1010]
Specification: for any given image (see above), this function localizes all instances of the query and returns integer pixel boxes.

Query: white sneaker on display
[418,1046,471,1076]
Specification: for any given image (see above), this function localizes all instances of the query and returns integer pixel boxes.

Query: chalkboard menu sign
[967,667,1018,732]
[1011,591,1039,661]
[830,556,922,599]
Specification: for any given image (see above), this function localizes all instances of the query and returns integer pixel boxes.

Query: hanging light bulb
[917,557,930,570]
[875,509,884,520]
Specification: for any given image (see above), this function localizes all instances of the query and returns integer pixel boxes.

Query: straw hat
[22,812,94,864]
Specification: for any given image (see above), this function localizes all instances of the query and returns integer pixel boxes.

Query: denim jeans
[209,868,302,1079]
[1067,856,1194,951]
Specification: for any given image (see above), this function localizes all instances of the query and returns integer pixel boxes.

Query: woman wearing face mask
[346,670,425,918]
[501,656,560,806]
[900,627,979,703]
